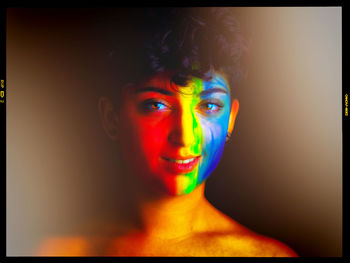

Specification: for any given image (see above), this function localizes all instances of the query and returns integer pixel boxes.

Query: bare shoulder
[36,220,127,256]
[219,231,299,257]
[36,235,112,256]
[36,236,91,256]
[200,202,298,257]
[198,222,298,256]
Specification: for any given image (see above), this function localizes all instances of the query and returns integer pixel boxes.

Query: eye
[139,99,170,113]
[198,100,224,114]
[148,102,167,110]
[203,103,219,111]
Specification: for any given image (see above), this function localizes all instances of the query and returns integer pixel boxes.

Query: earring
[226,131,232,142]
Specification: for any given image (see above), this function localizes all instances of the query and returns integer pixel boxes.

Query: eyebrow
[135,86,228,97]
[199,87,228,97]
[135,86,174,96]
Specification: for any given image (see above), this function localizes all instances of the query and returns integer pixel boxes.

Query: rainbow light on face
[118,70,232,197]
[172,76,231,195]
[173,77,203,195]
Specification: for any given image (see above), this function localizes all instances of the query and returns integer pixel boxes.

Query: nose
[168,105,200,148]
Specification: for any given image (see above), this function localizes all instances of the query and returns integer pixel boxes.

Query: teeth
[169,158,196,164]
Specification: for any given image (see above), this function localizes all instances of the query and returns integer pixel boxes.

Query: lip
[161,156,201,175]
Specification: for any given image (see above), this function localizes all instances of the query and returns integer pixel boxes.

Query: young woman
[38,8,298,257]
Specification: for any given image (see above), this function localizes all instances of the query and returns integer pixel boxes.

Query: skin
[116,70,235,196]
[36,70,298,257]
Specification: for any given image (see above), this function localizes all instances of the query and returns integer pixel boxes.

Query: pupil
[153,103,161,109]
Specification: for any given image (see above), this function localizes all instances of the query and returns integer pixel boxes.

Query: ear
[98,96,120,141]
[227,99,239,135]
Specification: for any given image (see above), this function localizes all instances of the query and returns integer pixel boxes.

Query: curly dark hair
[103,7,247,105]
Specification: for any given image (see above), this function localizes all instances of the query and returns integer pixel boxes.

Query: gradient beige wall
[7,8,342,256]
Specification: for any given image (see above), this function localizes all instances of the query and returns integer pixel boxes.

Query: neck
[135,182,208,240]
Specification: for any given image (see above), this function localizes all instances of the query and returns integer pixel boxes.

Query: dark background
[7,8,342,256]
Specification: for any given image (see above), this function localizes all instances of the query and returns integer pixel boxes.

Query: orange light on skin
[228,99,239,134]
[36,237,90,256]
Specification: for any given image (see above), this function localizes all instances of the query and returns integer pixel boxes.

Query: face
[118,70,233,196]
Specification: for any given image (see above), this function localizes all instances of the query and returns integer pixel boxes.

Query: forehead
[134,70,231,95]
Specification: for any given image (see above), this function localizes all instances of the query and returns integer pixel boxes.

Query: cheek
[122,111,170,168]
[139,119,169,156]
[197,116,229,182]
[202,120,226,156]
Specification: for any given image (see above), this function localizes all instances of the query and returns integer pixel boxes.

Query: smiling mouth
[162,157,197,164]
[161,156,201,174]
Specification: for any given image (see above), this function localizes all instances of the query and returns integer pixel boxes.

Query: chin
[175,184,198,196]
[168,176,205,196]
